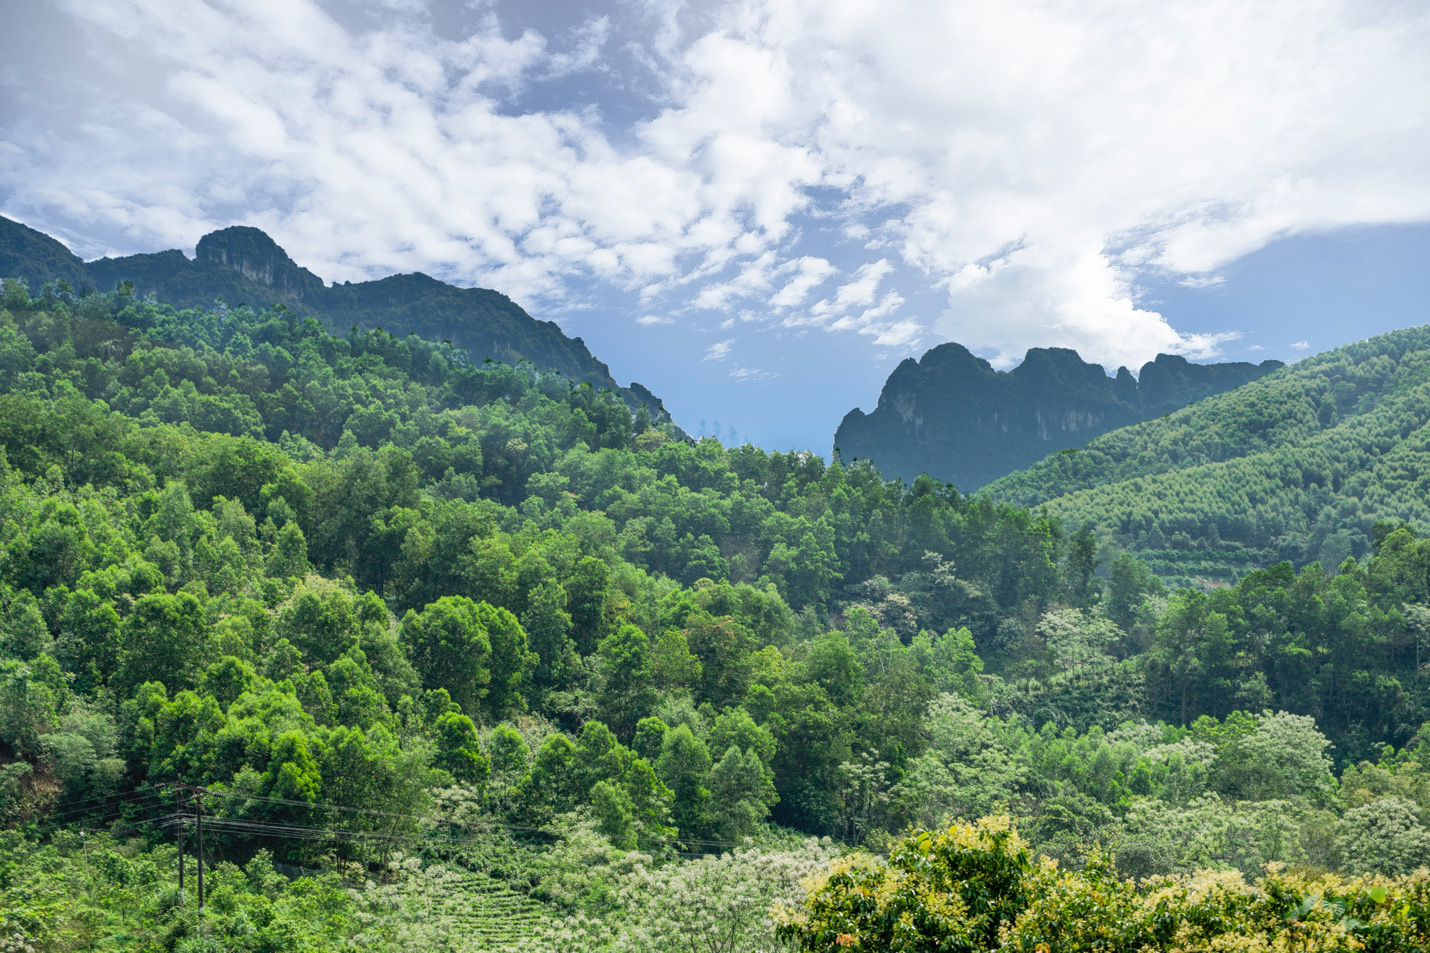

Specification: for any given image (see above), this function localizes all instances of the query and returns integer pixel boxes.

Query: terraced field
[381,864,572,951]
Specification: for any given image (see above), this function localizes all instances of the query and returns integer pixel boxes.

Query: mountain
[834,342,1281,490]
[0,215,669,418]
[985,325,1430,585]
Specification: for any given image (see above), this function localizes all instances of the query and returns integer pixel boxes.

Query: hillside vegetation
[5,277,1430,949]
[986,326,1430,585]
[0,215,669,416]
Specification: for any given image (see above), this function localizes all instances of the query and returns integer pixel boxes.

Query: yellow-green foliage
[775,816,1032,952]
[778,818,1430,953]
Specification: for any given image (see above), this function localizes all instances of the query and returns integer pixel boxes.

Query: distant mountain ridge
[0,215,669,418]
[835,342,1282,490]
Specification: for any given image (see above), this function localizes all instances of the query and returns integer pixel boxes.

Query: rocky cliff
[835,342,1282,490]
[1,216,669,418]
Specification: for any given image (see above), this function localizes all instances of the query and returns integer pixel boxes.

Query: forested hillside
[0,215,671,418]
[5,278,1430,949]
[986,326,1430,586]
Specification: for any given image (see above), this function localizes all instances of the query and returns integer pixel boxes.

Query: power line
[175,807,767,861]
[196,787,763,853]
[42,781,785,860]
[200,788,493,826]
[41,790,165,824]
[47,785,158,811]
[45,787,161,815]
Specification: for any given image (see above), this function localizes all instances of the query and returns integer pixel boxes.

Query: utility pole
[171,783,210,910]
[195,789,205,910]
[178,826,186,904]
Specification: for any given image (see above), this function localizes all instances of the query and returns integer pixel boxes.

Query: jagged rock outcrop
[1,216,669,419]
[194,226,325,299]
[835,342,1282,490]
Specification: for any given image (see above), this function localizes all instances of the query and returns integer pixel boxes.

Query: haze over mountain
[986,324,1430,585]
[0,215,670,419]
[835,343,1282,490]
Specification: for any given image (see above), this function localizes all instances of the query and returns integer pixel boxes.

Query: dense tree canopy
[4,278,1430,950]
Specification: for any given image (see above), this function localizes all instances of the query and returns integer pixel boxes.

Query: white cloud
[636,313,674,326]
[704,338,735,360]
[769,256,836,310]
[1291,340,1311,350]
[3,0,1427,369]
[729,366,778,381]
[872,320,923,348]
[781,260,922,347]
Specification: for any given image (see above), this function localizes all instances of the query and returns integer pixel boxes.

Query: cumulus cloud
[1291,340,1311,350]
[769,256,836,310]
[727,0,1429,366]
[2,0,1427,368]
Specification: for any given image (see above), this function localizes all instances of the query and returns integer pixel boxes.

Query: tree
[400,597,491,718]
[486,723,530,811]
[1106,551,1158,633]
[521,579,578,693]
[911,626,984,702]
[707,708,776,774]
[708,745,778,842]
[1065,524,1100,607]
[266,729,322,805]
[684,612,756,708]
[113,592,207,695]
[632,716,669,763]
[590,779,637,850]
[650,627,702,693]
[277,577,361,665]
[1334,796,1430,875]
[523,733,580,818]
[54,589,121,690]
[835,753,891,845]
[566,556,610,653]
[775,816,1033,952]
[622,841,839,953]
[596,624,658,738]
[474,601,535,719]
[803,630,862,707]
[657,724,712,841]
[266,521,311,578]
[1214,711,1337,806]
[433,711,490,784]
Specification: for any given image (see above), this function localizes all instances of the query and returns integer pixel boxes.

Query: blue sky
[2,0,1427,452]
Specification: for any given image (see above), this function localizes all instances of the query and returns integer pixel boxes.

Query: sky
[1,0,1428,453]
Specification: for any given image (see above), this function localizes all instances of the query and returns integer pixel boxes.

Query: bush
[777,816,1430,952]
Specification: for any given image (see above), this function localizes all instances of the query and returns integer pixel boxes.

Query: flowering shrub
[774,816,1031,952]
[777,817,1430,952]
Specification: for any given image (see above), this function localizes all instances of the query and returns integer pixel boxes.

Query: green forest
[986,328,1430,586]
[4,278,1430,950]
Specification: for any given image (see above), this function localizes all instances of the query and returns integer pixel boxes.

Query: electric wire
[41,790,165,824]
[47,784,158,811]
[42,781,786,858]
[195,786,763,853]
